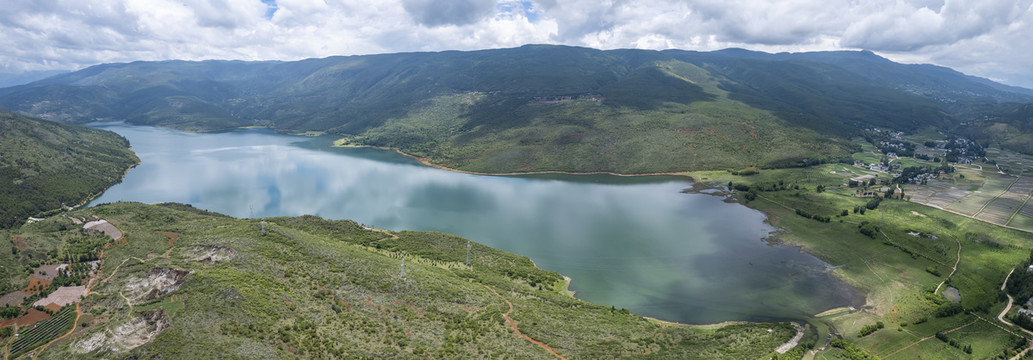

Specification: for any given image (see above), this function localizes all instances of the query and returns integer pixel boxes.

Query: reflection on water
[90,123,861,324]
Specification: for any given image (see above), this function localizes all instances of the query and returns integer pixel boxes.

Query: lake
[89,123,861,324]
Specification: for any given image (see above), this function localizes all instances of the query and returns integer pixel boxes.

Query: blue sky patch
[261,0,278,20]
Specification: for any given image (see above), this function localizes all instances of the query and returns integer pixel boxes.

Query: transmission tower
[466,240,471,267]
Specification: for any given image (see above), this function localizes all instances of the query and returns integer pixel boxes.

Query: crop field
[974,176,1033,225]
[1009,214,1033,232]
[986,146,1033,175]
[945,174,1014,215]
[8,305,75,357]
[904,179,969,210]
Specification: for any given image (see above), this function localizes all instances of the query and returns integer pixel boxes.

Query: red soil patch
[0,308,51,328]
[23,277,52,294]
[12,236,28,250]
[366,296,373,303]
[393,300,401,306]
[337,297,352,312]
[153,231,181,247]
[44,303,62,313]
[406,329,412,337]
[407,302,423,317]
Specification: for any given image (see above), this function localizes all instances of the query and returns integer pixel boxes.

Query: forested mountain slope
[0,111,138,228]
[2,45,1030,173]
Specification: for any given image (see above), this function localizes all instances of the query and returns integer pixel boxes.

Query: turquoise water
[89,123,861,324]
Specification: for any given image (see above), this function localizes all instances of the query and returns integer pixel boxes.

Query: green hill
[0,202,798,359]
[0,111,139,228]
[2,45,1031,173]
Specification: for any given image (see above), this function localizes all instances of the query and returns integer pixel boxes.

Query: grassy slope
[0,110,139,229]
[2,203,795,359]
[689,165,1033,359]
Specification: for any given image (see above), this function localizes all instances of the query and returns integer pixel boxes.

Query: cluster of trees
[45,265,90,292]
[0,305,24,320]
[796,209,831,223]
[829,338,880,360]
[729,180,801,193]
[925,266,942,277]
[1010,312,1033,332]
[934,331,973,353]
[857,321,884,337]
[848,177,879,188]
[865,197,883,210]
[935,302,964,317]
[1004,250,1033,303]
[729,180,803,203]
[858,221,880,239]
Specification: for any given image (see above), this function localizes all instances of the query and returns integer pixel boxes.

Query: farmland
[688,157,1033,359]
[8,305,76,357]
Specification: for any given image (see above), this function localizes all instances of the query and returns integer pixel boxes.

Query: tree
[858,221,879,238]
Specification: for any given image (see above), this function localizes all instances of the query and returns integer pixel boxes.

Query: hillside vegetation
[0,111,138,228]
[1,202,797,359]
[4,45,1031,173]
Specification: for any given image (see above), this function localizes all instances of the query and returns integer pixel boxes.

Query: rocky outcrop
[124,268,190,302]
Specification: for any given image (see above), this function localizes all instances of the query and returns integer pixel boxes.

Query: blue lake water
[89,123,861,324]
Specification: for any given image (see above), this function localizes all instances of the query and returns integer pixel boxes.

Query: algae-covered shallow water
[89,123,862,324]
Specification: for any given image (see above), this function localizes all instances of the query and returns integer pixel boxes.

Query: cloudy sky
[2,0,1032,88]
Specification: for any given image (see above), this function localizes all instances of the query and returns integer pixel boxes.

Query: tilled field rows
[977,176,1033,225]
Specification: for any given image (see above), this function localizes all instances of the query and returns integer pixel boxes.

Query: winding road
[998,268,1033,360]
[934,233,962,295]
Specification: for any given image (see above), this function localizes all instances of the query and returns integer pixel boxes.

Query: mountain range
[1,45,1030,173]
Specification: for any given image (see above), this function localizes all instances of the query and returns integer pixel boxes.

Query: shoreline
[79,160,140,208]
[338,140,857,329]
[32,159,140,221]
[332,141,696,179]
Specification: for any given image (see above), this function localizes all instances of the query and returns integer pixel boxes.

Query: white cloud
[0,0,1031,88]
